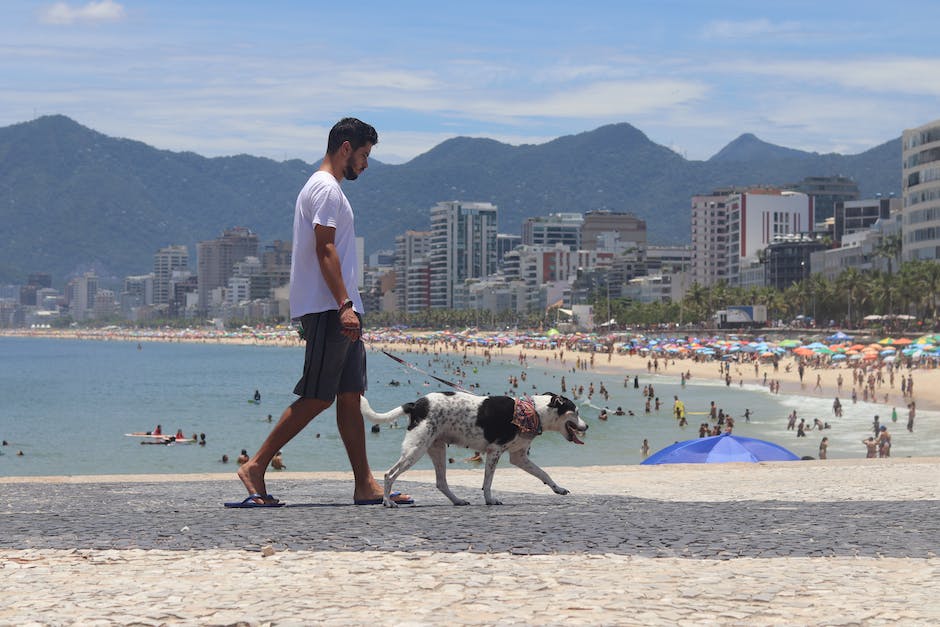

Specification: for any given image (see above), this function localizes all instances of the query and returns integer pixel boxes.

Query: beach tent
[641,433,800,465]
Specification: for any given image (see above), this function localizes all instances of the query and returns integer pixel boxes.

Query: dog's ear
[543,393,560,408]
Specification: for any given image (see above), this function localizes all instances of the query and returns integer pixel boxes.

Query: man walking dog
[229,117,411,507]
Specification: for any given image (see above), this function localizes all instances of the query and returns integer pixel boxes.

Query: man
[233,117,410,507]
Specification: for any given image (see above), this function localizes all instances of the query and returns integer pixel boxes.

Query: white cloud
[40,1,125,25]
[718,56,940,97]
[520,79,708,118]
[701,18,805,40]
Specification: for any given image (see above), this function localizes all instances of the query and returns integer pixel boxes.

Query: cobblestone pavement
[1,460,938,625]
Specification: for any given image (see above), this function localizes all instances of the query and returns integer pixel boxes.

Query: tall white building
[153,245,189,306]
[395,230,432,313]
[902,118,940,261]
[428,201,498,309]
[67,272,98,321]
[726,190,813,285]
[691,188,812,286]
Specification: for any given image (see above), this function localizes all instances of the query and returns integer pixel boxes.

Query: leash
[380,349,478,395]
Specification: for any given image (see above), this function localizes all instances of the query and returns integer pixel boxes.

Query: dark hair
[327,117,378,154]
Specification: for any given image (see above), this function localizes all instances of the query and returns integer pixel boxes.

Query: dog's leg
[482,451,503,505]
[427,440,469,505]
[508,449,569,495]
[383,425,434,508]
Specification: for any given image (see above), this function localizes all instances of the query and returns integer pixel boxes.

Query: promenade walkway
[1,459,938,625]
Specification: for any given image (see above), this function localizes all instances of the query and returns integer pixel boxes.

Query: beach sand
[2,461,938,625]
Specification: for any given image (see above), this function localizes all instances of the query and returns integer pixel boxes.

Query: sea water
[1,336,937,477]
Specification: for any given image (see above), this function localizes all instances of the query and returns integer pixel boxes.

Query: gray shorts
[293,311,367,402]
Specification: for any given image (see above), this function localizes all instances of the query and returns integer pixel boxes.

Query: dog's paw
[552,486,569,495]
[452,499,470,506]
[383,499,400,508]
[485,499,503,506]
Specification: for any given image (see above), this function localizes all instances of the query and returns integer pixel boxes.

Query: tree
[874,233,903,275]
[836,267,867,327]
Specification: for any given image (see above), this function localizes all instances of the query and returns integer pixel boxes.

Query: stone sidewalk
[1,459,938,625]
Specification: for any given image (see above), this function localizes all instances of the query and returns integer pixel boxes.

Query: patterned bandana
[512,397,542,436]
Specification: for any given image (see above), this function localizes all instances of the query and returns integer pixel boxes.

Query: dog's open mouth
[565,421,586,444]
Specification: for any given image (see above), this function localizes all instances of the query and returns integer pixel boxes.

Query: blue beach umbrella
[641,433,800,465]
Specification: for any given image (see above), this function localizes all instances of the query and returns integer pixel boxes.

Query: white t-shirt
[289,170,363,319]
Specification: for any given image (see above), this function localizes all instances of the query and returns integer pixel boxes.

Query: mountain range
[0,115,902,286]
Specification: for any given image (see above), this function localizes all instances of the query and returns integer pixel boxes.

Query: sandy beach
[1,461,938,625]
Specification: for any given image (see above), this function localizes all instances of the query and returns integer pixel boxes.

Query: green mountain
[0,115,902,285]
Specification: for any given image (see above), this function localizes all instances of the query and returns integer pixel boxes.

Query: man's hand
[340,306,360,341]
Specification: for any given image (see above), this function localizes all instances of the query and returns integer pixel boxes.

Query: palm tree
[874,233,903,275]
[836,267,866,328]
[908,260,940,320]
[682,282,710,324]
[870,270,905,316]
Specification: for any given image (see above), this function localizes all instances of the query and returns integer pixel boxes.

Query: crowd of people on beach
[365,329,927,463]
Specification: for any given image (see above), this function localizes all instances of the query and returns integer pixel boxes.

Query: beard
[344,164,359,181]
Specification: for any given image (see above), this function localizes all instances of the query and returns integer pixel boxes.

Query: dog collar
[512,397,542,436]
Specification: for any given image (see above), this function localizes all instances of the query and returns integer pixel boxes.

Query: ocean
[1,336,937,477]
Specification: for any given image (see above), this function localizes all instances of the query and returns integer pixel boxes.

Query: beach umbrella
[893,337,913,345]
[832,354,847,361]
[827,331,853,341]
[641,433,800,465]
[879,337,895,345]
[778,339,802,348]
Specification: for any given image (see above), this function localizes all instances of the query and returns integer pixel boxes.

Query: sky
[2,0,938,164]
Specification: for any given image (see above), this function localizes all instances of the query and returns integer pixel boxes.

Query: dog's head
[535,392,588,444]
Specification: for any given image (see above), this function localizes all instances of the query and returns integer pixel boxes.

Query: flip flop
[224,493,285,508]
[354,491,414,506]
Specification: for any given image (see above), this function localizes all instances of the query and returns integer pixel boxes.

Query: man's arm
[315,224,359,339]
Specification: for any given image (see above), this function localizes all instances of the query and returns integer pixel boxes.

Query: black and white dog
[360,391,588,507]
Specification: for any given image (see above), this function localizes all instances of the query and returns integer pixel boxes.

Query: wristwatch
[339,298,354,313]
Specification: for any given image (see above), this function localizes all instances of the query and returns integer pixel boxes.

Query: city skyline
[2,1,937,165]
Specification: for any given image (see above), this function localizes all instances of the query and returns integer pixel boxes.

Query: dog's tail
[360,395,408,424]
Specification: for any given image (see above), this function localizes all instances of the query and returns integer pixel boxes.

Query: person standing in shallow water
[235,118,410,507]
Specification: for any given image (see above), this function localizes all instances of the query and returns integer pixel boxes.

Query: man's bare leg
[336,392,409,502]
[237,396,330,502]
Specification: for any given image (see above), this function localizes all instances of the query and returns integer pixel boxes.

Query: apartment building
[428,201,498,309]
[902,118,940,261]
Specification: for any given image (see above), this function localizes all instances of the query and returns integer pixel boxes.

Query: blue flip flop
[224,493,285,508]
[354,491,414,506]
